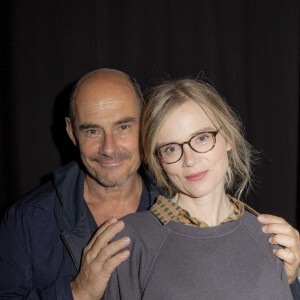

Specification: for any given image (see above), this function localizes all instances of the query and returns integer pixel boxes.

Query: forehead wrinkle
[77,98,134,121]
[76,81,138,110]
[78,98,124,112]
[76,101,139,131]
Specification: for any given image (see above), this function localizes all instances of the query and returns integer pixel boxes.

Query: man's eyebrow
[78,123,102,130]
[77,117,137,131]
[114,117,137,126]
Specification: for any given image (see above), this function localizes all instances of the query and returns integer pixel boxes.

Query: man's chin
[97,174,135,187]
[86,170,133,188]
[84,160,141,188]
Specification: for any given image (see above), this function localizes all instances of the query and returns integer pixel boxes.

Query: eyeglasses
[155,129,221,164]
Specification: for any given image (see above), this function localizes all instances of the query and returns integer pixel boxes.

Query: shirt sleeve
[0,206,74,300]
[290,277,300,300]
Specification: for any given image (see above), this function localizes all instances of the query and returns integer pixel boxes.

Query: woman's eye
[196,134,210,143]
[165,145,179,155]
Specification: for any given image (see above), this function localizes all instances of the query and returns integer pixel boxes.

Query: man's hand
[71,218,130,300]
[258,214,300,284]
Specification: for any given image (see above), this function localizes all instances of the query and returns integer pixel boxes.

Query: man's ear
[65,117,78,146]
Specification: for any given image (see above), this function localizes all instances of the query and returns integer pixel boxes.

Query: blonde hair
[142,79,255,200]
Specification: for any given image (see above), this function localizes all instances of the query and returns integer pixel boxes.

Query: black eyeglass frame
[155,128,221,164]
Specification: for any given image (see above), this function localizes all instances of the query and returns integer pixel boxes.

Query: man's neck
[83,173,142,226]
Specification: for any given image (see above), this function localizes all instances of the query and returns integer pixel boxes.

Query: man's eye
[120,124,130,130]
[87,129,97,135]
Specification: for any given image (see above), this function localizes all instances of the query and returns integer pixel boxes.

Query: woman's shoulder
[122,210,161,226]
[113,211,171,284]
[241,210,280,255]
[115,211,169,247]
[122,210,168,234]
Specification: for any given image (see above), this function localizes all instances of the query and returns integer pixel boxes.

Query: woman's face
[156,100,231,199]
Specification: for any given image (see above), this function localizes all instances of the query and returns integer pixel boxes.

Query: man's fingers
[102,250,130,275]
[94,236,131,265]
[84,218,118,252]
[274,248,298,284]
[273,248,296,266]
[71,223,130,300]
[262,223,297,236]
[87,221,126,257]
[95,236,130,261]
[257,214,286,225]
[257,215,300,283]
[84,220,125,257]
[96,217,119,236]
[90,218,118,244]
[269,234,296,249]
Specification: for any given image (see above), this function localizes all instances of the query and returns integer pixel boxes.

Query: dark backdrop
[0,0,299,228]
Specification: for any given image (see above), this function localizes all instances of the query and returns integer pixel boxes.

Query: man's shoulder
[3,181,56,225]
[19,181,56,209]
[3,161,80,220]
[11,160,82,214]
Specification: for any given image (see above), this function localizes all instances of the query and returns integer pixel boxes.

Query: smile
[185,170,208,181]
[95,159,124,168]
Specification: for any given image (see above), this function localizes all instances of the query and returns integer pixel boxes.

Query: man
[0,69,299,299]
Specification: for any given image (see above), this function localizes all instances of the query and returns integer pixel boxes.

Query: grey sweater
[103,210,292,299]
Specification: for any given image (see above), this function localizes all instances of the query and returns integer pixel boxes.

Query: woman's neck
[174,188,233,227]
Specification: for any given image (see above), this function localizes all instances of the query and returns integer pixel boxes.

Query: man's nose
[99,134,117,156]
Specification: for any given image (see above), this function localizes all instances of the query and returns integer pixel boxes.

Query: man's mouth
[90,153,131,166]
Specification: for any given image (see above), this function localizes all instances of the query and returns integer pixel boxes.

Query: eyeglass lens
[158,132,215,164]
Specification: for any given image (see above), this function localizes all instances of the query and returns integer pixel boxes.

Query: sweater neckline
[163,213,244,239]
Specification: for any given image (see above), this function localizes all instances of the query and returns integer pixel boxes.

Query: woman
[103,79,292,299]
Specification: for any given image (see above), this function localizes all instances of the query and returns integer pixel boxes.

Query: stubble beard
[83,152,140,188]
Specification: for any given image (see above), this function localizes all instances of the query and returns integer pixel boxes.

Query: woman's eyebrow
[157,126,217,148]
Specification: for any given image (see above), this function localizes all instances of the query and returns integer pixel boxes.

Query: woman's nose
[182,144,198,167]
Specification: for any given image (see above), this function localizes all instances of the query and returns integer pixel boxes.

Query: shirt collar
[150,195,258,228]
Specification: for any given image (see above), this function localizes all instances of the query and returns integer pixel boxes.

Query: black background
[0,0,299,228]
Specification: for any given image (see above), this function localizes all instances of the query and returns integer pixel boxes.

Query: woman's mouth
[185,170,208,181]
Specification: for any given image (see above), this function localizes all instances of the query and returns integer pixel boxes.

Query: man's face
[67,75,141,187]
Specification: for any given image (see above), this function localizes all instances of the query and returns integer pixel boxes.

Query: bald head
[69,68,144,125]
[65,68,143,188]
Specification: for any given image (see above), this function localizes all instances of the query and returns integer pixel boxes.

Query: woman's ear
[226,141,232,152]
